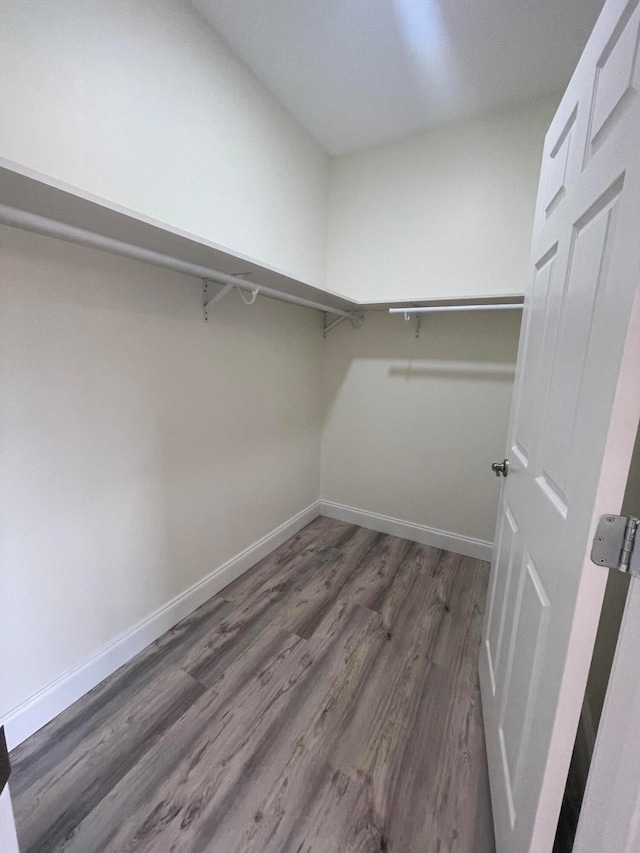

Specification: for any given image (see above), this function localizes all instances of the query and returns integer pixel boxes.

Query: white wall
[320,309,521,546]
[0,224,323,725]
[326,96,558,303]
[0,0,328,287]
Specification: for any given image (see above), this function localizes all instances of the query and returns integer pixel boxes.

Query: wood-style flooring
[10,517,495,853]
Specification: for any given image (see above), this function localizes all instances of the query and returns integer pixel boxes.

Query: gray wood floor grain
[10,517,495,853]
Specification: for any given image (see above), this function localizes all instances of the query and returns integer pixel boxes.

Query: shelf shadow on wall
[388,361,516,382]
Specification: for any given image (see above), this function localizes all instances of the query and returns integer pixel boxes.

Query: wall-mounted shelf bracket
[323,312,365,337]
[203,280,232,322]
[404,311,421,338]
[323,314,347,337]
[203,274,258,322]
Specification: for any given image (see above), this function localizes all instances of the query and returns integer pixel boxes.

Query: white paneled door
[480,1,640,851]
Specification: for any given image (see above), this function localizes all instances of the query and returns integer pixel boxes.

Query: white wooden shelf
[0,159,358,322]
[0,159,524,320]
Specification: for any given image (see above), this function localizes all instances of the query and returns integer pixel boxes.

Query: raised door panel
[535,182,624,519]
[486,507,519,696]
[588,1,640,158]
[497,556,551,830]
[543,109,578,219]
[510,247,557,468]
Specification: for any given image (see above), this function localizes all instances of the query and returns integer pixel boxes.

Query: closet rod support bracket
[404,311,421,338]
[323,314,347,337]
[203,274,257,322]
[323,312,364,337]
[203,280,233,322]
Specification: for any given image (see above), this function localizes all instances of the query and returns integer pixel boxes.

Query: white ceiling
[192,0,605,155]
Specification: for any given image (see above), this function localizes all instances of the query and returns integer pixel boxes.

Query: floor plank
[181,524,364,687]
[221,515,352,602]
[57,604,381,853]
[10,517,495,853]
[10,595,233,798]
[225,749,379,853]
[12,669,205,853]
[273,525,381,638]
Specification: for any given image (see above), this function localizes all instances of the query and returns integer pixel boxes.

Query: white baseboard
[3,501,320,750]
[319,500,493,562]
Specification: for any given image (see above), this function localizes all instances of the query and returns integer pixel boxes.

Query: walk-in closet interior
[4,1,638,851]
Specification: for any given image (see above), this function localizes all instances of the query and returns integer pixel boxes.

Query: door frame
[573,576,640,852]
[573,281,640,851]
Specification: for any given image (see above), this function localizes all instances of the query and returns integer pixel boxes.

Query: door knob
[491,459,509,478]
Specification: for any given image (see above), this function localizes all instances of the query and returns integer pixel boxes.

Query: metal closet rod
[389,304,523,314]
[0,204,362,321]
